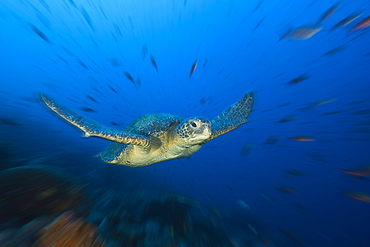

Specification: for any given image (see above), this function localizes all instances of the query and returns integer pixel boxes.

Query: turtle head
[176,117,211,146]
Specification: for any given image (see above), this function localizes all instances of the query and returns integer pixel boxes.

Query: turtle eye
[191,121,197,128]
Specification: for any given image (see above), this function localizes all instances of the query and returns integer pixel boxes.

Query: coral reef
[0,212,105,247]
[0,165,92,224]
[34,211,106,247]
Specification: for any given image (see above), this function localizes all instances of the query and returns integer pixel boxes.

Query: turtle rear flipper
[41,94,150,147]
[206,91,254,142]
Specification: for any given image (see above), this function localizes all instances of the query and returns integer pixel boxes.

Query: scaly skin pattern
[41,91,254,167]
[101,116,210,167]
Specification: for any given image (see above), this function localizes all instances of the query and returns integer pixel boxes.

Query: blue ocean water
[1,0,370,246]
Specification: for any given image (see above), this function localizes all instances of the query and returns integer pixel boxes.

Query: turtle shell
[124,113,183,137]
[99,113,183,163]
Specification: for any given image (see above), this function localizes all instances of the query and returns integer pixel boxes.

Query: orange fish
[331,12,363,30]
[289,136,315,142]
[351,16,370,33]
[189,60,198,77]
[313,98,336,106]
[338,168,370,179]
[343,191,370,203]
[316,2,342,25]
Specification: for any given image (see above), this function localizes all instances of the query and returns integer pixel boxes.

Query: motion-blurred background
[0,0,370,246]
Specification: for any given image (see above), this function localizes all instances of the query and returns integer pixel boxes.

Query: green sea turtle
[41,92,254,167]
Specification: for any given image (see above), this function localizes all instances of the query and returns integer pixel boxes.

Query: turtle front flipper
[206,91,254,142]
[41,94,150,147]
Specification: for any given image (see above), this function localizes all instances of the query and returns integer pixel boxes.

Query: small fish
[316,2,342,25]
[286,74,310,85]
[258,236,273,247]
[313,98,336,106]
[321,46,347,57]
[289,136,315,141]
[239,143,255,156]
[348,32,367,42]
[351,109,370,116]
[205,145,217,151]
[109,122,119,126]
[343,190,370,203]
[108,85,117,93]
[284,169,305,176]
[29,24,51,43]
[203,58,208,68]
[142,44,148,60]
[264,135,280,145]
[278,30,292,42]
[274,185,297,194]
[286,26,323,40]
[248,224,258,235]
[276,115,298,123]
[338,168,370,179]
[85,94,98,103]
[0,118,22,126]
[150,55,158,72]
[253,17,266,31]
[76,58,88,69]
[292,201,309,217]
[262,109,272,113]
[305,153,328,162]
[189,60,198,78]
[57,54,69,64]
[108,58,120,67]
[37,188,57,199]
[237,199,251,209]
[135,76,141,89]
[80,107,96,113]
[124,72,134,84]
[225,185,233,191]
[278,227,303,243]
[253,0,264,12]
[81,7,94,30]
[350,16,370,33]
[300,121,315,124]
[347,100,367,105]
[278,102,290,108]
[260,192,274,201]
[331,11,363,30]
[68,0,77,8]
[321,110,345,116]
[207,206,222,218]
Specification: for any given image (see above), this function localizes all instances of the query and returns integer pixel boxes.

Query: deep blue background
[1,0,370,246]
